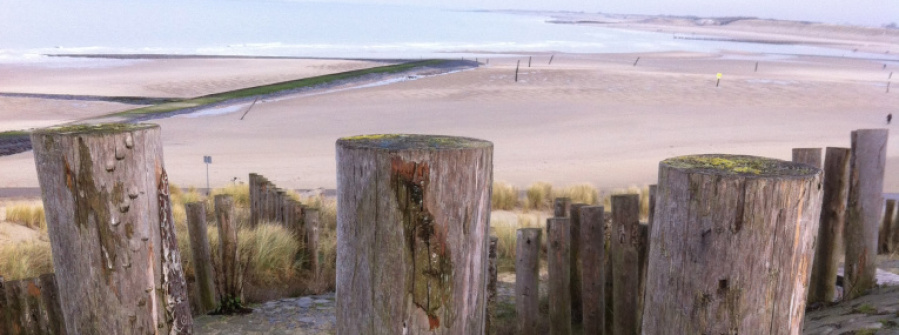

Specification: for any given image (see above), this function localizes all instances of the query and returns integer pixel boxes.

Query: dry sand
[0,50,896,192]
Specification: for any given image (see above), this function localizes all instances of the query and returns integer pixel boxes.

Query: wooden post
[528,56,532,67]
[611,194,641,335]
[515,60,520,82]
[755,61,759,72]
[275,190,285,223]
[568,203,586,324]
[548,54,554,65]
[604,209,613,335]
[215,195,245,313]
[643,154,822,334]
[633,57,640,66]
[808,147,851,304]
[249,173,259,227]
[792,148,823,168]
[5,280,32,334]
[303,207,321,275]
[554,197,571,217]
[648,185,657,227]
[335,134,493,334]
[516,228,541,335]
[579,206,605,335]
[486,236,498,335]
[31,124,192,334]
[845,129,888,299]
[39,274,65,335]
[881,199,897,254]
[548,217,571,335]
[187,202,217,313]
[0,276,8,335]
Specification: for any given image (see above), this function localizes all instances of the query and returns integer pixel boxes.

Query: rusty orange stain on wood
[64,157,73,190]
[391,158,429,185]
[428,314,440,330]
[27,281,41,297]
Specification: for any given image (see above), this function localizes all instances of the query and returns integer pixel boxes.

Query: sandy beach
[0,22,897,194]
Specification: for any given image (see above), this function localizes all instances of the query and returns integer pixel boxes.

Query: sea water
[0,0,895,64]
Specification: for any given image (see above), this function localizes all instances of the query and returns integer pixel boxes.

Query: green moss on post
[663,154,817,176]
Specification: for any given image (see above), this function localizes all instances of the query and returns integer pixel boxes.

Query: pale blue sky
[309,0,898,26]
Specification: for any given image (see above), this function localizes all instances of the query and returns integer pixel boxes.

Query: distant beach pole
[889,72,893,79]
[528,56,532,67]
[633,57,640,66]
[515,60,520,82]
[240,97,259,120]
[716,73,722,87]
[755,61,759,72]
[888,82,891,93]
[548,54,554,65]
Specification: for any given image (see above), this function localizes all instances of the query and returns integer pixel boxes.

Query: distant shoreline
[44,53,411,63]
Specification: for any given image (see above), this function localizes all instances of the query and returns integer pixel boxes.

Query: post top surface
[662,154,819,177]
[337,134,492,150]
[33,123,157,136]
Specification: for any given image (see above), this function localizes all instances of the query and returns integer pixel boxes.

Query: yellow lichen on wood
[664,154,817,177]
[338,134,492,150]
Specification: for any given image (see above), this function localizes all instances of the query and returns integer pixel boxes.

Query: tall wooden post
[187,202,217,313]
[845,129,888,299]
[808,147,851,304]
[611,194,640,335]
[215,195,245,313]
[892,205,899,253]
[336,134,493,334]
[554,197,571,217]
[643,155,822,334]
[792,148,823,168]
[569,203,586,324]
[486,236,498,335]
[516,228,541,335]
[39,274,65,335]
[547,217,571,335]
[249,173,260,226]
[881,199,897,254]
[31,123,192,334]
[579,206,605,335]
[0,276,8,335]
[304,207,321,275]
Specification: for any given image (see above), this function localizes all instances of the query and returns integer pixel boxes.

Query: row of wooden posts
[0,274,65,335]
[3,124,890,334]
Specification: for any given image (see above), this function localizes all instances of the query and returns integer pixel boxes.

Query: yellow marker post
[716,73,722,87]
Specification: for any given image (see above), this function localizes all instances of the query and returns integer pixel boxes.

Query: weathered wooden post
[249,173,260,226]
[486,236,498,335]
[881,199,897,254]
[569,203,586,324]
[611,194,641,335]
[892,206,899,253]
[186,202,217,313]
[336,134,493,334]
[31,124,192,333]
[39,274,65,335]
[547,217,571,335]
[648,185,657,227]
[642,155,822,334]
[0,276,8,335]
[304,207,321,275]
[792,148,823,168]
[808,147,851,304]
[215,195,245,313]
[516,228,541,335]
[579,206,605,335]
[845,129,888,299]
[554,197,571,217]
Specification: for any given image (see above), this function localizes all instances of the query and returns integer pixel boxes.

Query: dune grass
[4,202,47,232]
[0,241,53,280]
[113,60,450,119]
[492,181,520,210]
[491,212,547,272]
[525,182,554,210]
[602,185,652,220]
[554,183,600,206]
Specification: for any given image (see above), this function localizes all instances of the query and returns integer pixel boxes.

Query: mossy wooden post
[336,134,493,334]
[186,202,217,313]
[808,147,851,304]
[611,194,640,335]
[579,206,605,335]
[547,217,571,335]
[881,199,896,254]
[304,207,321,276]
[642,155,822,334]
[845,129,888,299]
[215,195,243,312]
[568,203,586,324]
[31,123,192,334]
[486,236,498,335]
[516,228,541,335]
[554,197,571,217]
[792,148,823,168]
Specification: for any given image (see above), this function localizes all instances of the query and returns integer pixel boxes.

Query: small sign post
[204,155,212,195]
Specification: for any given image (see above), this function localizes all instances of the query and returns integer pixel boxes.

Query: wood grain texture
[808,147,851,304]
[554,198,571,218]
[845,129,888,299]
[568,203,586,324]
[792,148,823,169]
[881,200,896,254]
[215,195,243,312]
[611,194,640,335]
[642,154,822,334]
[336,134,493,335]
[579,206,605,335]
[303,208,321,275]
[31,123,192,334]
[547,217,571,335]
[486,236,498,335]
[187,202,217,313]
[515,228,541,335]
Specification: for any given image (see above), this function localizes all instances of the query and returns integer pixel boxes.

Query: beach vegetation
[492,181,520,210]
[4,201,46,232]
[525,182,553,210]
[0,241,53,280]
